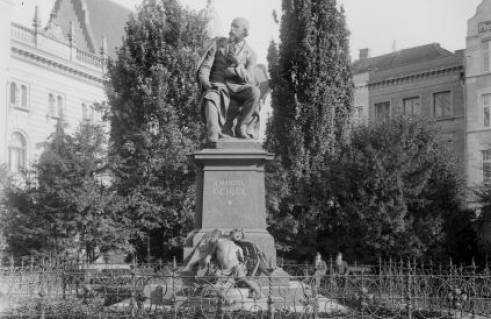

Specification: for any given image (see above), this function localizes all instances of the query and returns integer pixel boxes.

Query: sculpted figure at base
[197,17,268,142]
[183,228,275,303]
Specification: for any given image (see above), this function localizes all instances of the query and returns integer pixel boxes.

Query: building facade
[465,0,491,206]
[353,44,466,179]
[1,0,131,173]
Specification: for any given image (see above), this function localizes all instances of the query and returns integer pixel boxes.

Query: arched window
[9,132,27,173]
[10,82,17,105]
[82,103,88,121]
[57,96,64,118]
[21,85,28,107]
[49,93,55,115]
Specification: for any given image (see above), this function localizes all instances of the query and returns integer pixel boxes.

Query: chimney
[359,48,371,60]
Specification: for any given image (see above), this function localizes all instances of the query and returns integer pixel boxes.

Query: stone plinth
[184,140,276,264]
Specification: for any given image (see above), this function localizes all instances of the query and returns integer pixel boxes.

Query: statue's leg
[235,264,263,299]
[222,101,240,137]
[232,86,260,138]
[203,100,220,142]
[237,278,263,299]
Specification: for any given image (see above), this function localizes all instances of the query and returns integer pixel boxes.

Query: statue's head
[230,228,245,241]
[229,17,249,43]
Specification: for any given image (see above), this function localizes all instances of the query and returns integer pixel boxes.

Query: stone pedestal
[184,140,276,264]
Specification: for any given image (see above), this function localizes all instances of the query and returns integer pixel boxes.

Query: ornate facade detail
[368,66,464,89]
[11,47,103,84]
[43,13,66,43]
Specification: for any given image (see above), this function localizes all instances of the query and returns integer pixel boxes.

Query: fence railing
[1,261,490,319]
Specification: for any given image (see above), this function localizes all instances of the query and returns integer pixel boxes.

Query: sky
[11,0,483,64]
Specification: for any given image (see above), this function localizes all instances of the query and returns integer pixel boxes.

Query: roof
[52,0,132,58]
[352,43,454,74]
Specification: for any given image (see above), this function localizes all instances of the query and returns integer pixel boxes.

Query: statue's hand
[228,52,240,65]
[202,82,212,91]
[204,255,211,266]
[224,67,237,78]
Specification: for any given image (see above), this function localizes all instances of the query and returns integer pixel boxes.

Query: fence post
[470,258,476,319]
[405,258,413,319]
[171,260,177,314]
[313,263,319,319]
[130,262,136,318]
[216,295,224,319]
[267,275,275,319]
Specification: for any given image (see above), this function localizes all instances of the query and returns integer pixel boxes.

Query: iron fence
[1,261,490,319]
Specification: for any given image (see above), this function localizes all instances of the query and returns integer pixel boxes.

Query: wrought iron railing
[0,261,490,319]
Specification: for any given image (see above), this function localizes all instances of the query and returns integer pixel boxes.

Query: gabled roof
[353,43,454,74]
[52,0,132,58]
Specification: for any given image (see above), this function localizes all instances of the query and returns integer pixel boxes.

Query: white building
[0,0,131,173]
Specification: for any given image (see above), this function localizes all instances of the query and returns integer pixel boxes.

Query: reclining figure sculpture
[183,228,275,303]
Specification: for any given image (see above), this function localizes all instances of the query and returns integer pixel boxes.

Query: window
[403,97,420,115]
[375,101,390,122]
[484,40,491,72]
[8,132,27,173]
[82,103,95,122]
[21,85,27,108]
[82,103,88,120]
[433,91,452,118]
[484,150,491,184]
[49,93,55,115]
[10,82,17,105]
[484,94,491,127]
[9,81,29,109]
[353,106,363,123]
[57,96,64,118]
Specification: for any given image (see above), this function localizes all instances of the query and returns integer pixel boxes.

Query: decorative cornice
[368,65,464,89]
[11,46,104,85]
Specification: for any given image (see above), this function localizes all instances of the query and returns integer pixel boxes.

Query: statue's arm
[203,242,218,266]
[198,46,216,90]
[237,246,245,263]
[234,49,257,84]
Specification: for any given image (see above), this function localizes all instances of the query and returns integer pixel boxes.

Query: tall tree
[105,0,208,260]
[265,0,353,257]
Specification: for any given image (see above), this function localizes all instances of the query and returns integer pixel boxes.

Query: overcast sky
[12,0,483,64]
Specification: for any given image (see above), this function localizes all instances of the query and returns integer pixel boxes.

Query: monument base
[185,140,276,265]
[183,228,277,266]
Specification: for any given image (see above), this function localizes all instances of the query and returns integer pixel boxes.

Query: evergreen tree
[318,117,467,262]
[0,122,131,260]
[105,0,208,260]
[265,0,353,257]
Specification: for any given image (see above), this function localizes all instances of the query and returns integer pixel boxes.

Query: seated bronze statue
[196,17,269,142]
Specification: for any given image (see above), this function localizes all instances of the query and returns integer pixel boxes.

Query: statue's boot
[207,131,219,142]
[235,124,250,139]
[222,121,234,137]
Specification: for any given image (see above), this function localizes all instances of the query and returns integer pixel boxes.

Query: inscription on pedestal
[212,179,247,196]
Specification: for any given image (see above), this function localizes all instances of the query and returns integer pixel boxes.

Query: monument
[183,16,276,265]
[175,17,345,314]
